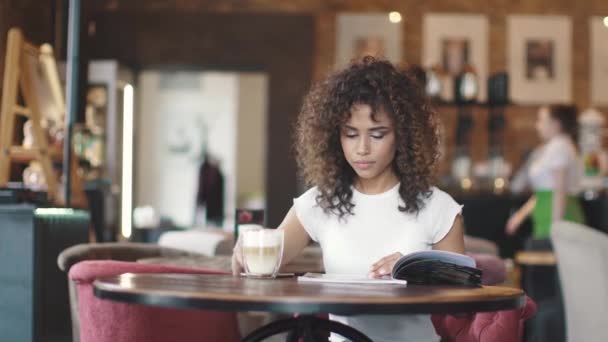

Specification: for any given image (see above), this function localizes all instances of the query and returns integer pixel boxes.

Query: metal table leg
[242,315,373,342]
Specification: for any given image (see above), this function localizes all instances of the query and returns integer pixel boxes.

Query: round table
[94,273,525,342]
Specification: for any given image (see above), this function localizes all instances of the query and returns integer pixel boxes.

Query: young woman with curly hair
[233,57,464,341]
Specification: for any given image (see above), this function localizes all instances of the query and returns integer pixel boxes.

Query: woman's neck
[545,132,568,142]
[353,173,399,195]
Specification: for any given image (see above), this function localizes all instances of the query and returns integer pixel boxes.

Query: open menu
[298,250,481,287]
[297,272,407,285]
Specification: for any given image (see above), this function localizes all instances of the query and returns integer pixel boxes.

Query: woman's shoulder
[421,186,459,210]
[294,186,320,205]
[546,135,577,152]
[298,186,319,197]
[541,136,578,163]
[427,186,454,201]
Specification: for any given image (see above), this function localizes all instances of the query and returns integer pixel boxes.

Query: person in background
[232,56,465,342]
[505,104,585,239]
[196,154,225,227]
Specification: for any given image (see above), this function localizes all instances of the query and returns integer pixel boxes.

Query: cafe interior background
[0,0,607,341]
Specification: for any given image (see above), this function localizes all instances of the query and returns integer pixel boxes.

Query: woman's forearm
[518,195,537,219]
[276,207,312,267]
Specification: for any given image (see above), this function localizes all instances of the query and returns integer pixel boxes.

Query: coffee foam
[242,229,282,247]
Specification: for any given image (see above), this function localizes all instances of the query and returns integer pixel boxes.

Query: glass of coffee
[241,227,284,278]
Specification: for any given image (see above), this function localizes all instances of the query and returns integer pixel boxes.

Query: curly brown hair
[294,56,440,218]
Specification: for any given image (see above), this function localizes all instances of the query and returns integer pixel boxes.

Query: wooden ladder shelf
[0,28,85,207]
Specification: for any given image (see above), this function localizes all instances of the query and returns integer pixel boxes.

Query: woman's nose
[356,137,371,155]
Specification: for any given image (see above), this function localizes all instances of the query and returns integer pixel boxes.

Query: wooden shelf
[515,251,557,266]
[8,146,63,163]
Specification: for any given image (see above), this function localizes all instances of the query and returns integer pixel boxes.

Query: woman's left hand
[369,252,403,278]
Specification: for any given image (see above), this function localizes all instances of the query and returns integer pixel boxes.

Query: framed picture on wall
[335,13,403,68]
[590,17,608,106]
[507,15,572,104]
[422,14,489,102]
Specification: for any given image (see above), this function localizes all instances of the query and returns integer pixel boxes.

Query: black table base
[242,315,372,342]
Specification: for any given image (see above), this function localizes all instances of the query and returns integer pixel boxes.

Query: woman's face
[340,103,397,183]
[536,106,562,141]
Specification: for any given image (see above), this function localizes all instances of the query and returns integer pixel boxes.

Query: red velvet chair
[431,253,537,342]
[68,260,241,342]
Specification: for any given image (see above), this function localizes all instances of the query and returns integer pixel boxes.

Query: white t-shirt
[293,183,463,342]
[528,135,581,194]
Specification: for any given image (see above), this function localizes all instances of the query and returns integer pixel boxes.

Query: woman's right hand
[231,238,244,276]
[505,212,524,236]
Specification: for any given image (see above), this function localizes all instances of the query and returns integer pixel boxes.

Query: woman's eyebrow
[368,126,390,131]
[341,125,390,131]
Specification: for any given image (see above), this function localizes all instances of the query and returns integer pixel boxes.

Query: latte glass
[241,227,284,278]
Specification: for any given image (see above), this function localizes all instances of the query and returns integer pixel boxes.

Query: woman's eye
[344,132,358,138]
[371,134,385,139]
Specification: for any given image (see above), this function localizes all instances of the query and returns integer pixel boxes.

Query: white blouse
[293,184,462,342]
[528,135,581,194]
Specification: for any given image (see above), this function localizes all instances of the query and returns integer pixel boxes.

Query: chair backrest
[551,221,608,342]
[69,260,240,342]
[468,253,506,285]
[57,242,196,272]
[158,228,234,256]
[431,253,536,342]
[464,235,499,256]
[432,296,537,342]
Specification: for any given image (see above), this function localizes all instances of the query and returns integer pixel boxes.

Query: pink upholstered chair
[468,253,507,285]
[431,253,537,342]
[69,260,241,342]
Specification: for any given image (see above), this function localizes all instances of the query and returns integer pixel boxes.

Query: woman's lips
[353,161,375,170]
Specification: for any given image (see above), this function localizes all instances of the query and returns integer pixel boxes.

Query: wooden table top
[94,273,525,315]
[514,251,557,266]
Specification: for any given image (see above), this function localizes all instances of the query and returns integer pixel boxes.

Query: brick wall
[89,0,608,174]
